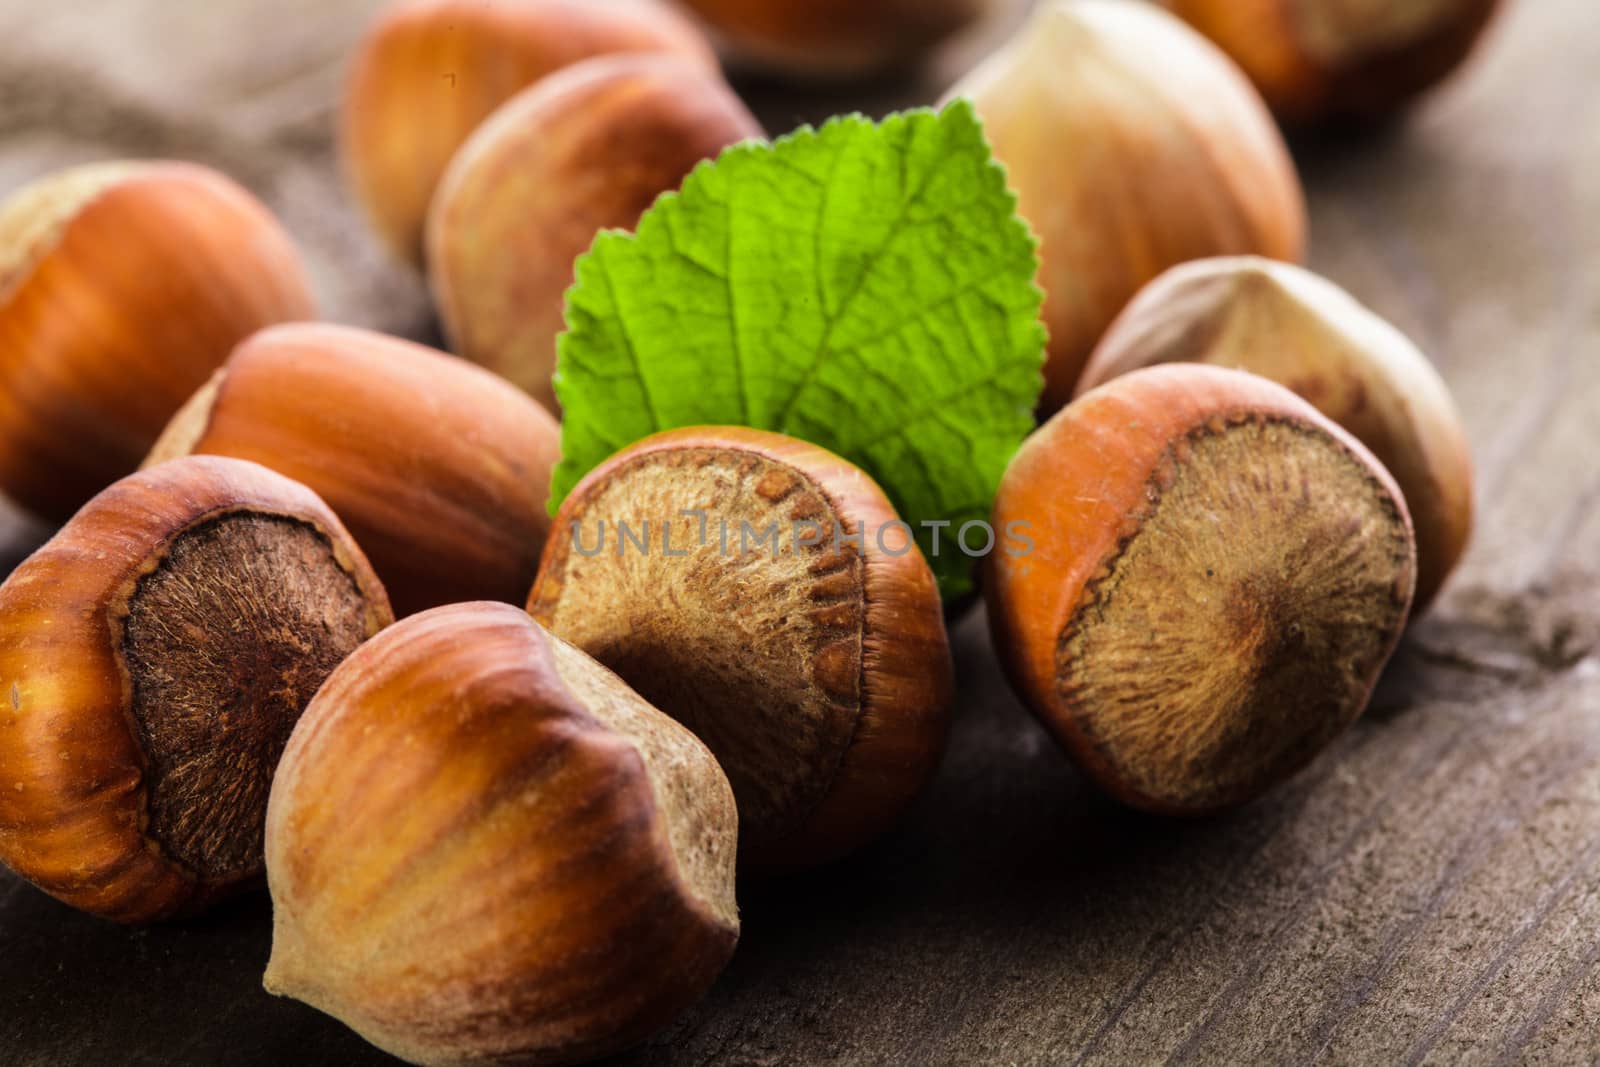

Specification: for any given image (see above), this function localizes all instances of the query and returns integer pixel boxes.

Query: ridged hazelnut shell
[1077,256,1473,612]
[0,161,315,521]
[988,365,1416,814]
[146,322,561,618]
[946,0,1307,412]
[1164,0,1504,122]
[0,456,391,923]
[427,54,762,412]
[676,0,997,80]
[264,602,738,1067]
[341,0,716,267]
[530,427,952,873]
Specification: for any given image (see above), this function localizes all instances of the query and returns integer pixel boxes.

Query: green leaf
[551,99,1046,600]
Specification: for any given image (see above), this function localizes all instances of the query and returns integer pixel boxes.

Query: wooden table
[1,1,1596,1063]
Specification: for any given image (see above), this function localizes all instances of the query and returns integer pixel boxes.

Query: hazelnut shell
[427,53,762,411]
[1076,256,1474,611]
[341,0,716,266]
[676,0,998,80]
[0,456,391,922]
[1164,0,1504,122]
[0,161,315,520]
[264,602,738,1067]
[529,427,952,873]
[988,365,1417,814]
[146,322,561,617]
[945,0,1307,411]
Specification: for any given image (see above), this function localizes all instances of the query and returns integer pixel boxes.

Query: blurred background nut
[342,0,716,267]
[0,456,391,923]
[945,0,1307,412]
[0,161,315,522]
[1076,256,1474,612]
[264,602,738,1067]
[146,323,561,618]
[428,53,763,412]
[674,0,1003,81]
[1163,0,1505,123]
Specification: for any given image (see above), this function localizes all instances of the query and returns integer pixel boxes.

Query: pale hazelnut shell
[946,0,1307,411]
[1076,256,1473,612]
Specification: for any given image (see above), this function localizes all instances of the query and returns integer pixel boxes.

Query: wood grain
[0,0,1595,1064]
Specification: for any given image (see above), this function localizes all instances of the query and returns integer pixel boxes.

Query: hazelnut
[0,161,315,521]
[676,0,999,80]
[1164,0,1504,123]
[1077,256,1473,612]
[945,0,1307,412]
[147,323,561,618]
[987,365,1416,814]
[341,0,716,267]
[263,602,738,1067]
[529,427,952,872]
[0,456,391,923]
[428,54,763,411]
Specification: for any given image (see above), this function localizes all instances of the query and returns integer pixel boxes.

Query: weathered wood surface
[1,1,1596,1064]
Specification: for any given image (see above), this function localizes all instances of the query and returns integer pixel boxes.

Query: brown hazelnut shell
[529,427,952,873]
[676,0,998,80]
[264,602,738,1067]
[341,0,716,267]
[1076,256,1473,612]
[1164,0,1504,123]
[945,0,1307,412]
[428,53,763,412]
[0,161,316,521]
[0,456,391,923]
[987,365,1416,814]
[146,322,561,618]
